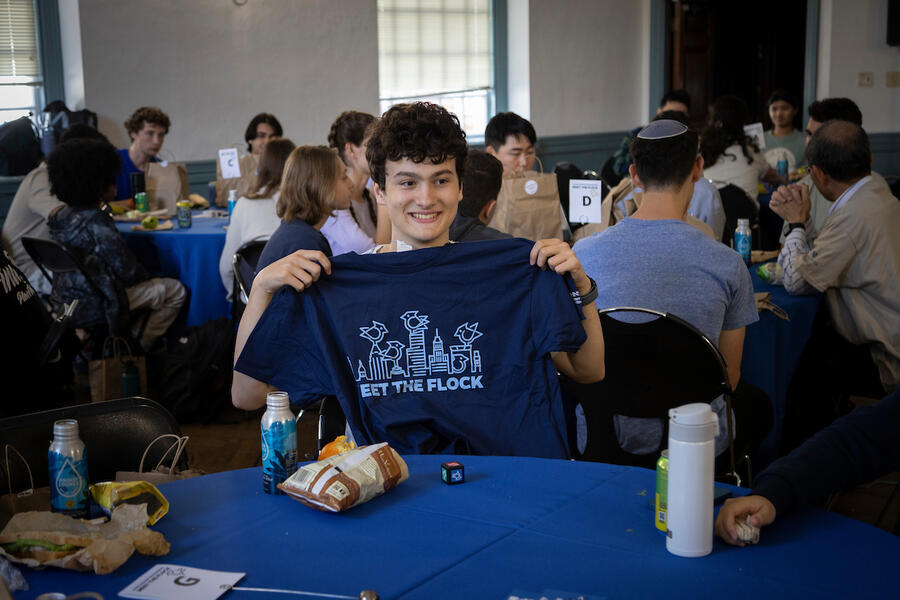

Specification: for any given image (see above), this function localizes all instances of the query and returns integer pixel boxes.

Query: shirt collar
[828,175,871,215]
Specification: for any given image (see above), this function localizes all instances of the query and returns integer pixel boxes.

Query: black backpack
[0,116,42,176]
[161,318,235,423]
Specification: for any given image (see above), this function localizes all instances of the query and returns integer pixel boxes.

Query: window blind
[0,0,39,78]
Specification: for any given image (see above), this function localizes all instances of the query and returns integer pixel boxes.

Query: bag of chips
[278,443,408,513]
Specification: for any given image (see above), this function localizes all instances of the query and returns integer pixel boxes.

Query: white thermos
[665,403,719,557]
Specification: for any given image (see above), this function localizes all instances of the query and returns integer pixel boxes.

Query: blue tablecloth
[18,455,897,599]
[116,215,229,328]
[741,265,820,467]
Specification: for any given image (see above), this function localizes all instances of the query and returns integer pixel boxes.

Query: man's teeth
[410,212,439,221]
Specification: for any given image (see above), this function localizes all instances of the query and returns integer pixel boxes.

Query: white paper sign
[568,179,604,224]
[120,564,245,600]
[743,122,766,150]
[218,148,241,179]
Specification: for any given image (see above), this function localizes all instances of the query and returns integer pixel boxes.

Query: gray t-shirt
[573,217,759,455]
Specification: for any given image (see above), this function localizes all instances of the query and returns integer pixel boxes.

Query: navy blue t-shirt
[235,238,587,458]
[115,148,158,200]
[257,219,333,272]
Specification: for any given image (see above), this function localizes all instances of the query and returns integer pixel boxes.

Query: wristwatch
[787,222,806,233]
[579,277,598,305]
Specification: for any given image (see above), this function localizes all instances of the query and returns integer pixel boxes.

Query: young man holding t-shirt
[232,102,604,458]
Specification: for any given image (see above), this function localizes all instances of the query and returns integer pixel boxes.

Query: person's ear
[481,199,497,223]
[373,181,386,205]
[628,164,642,189]
[691,155,704,183]
[344,142,356,161]
[485,145,498,158]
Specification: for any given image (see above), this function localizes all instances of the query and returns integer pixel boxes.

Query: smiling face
[130,122,166,158]
[373,156,462,249]
[249,122,276,155]
[769,100,797,130]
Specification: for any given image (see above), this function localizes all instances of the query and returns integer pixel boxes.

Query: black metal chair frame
[561,306,742,484]
[232,239,267,306]
[0,397,186,490]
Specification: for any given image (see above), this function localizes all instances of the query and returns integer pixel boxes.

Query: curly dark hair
[47,139,121,208]
[244,113,283,153]
[700,95,757,167]
[328,110,377,163]
[366,102,468,190]
[123,106,170,136]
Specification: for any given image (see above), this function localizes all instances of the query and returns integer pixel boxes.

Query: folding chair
[560,307,746,485]
[231,240,267,320]
[718,183,760,248]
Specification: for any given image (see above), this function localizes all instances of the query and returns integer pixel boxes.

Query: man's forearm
[777,227,817,295]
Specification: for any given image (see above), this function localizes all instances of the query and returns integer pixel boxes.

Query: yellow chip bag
[89,481,169,525]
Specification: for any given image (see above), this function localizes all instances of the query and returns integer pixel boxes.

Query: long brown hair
[276,145,343,225]
[246,137,295,199]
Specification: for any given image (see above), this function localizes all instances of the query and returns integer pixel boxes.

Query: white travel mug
[665,403,718,557]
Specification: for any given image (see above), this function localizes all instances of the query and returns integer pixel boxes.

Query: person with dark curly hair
[115,106,171,200]
[232,102,605,460]
[47,139,185,351]
[701,95,785,208]
[245,113,282,156]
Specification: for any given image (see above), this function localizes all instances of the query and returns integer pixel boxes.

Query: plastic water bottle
[776,152,789,180]
[734,218,751,264]
[261,391,298,494]
[227,189,238,222]
[48,419,90,518]
[665,403,718,557]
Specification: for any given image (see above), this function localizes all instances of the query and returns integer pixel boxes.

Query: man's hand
[715,495,777,546]
[769,183,811,224]
[530,239,591,295]
[252,249,332,297]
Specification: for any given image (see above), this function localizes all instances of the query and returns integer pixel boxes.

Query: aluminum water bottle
[776,154,789,179]
[48,419,90,518]
[665,403,718,557]
[734,218,751,264]
[227,189,238,222]
[261,391,298,494]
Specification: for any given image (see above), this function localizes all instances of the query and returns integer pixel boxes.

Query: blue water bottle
[227,189,238,222]
[734,218,752,264]
[48,419,90,518]
[776,155,788,180]
[261,391,298,494]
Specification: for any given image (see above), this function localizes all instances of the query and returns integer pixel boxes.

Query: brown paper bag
[214,153,259,207]
[1,446,51,528]
[88,337,147,402]
[115,434,204,484]
[146,161,189,213]
[487,168,564,241]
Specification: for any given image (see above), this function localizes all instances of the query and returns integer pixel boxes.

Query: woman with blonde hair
[219,137,295,298]
[256,145,353,271]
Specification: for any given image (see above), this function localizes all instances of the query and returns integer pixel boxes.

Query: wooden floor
[180,404,900,537]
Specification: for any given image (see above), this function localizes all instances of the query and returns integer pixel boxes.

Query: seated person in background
[232,102,604,458]
[218,137,295,298]
[449,149,511,242]
[47,139,186,351]
[116,106,170,200]
[611,89,692,181]
[574,119,771,460]
[328,110,391,245]
[214,113,283,207]
[763,89,806,170]
[2,124,107,294]
[702,95,785,208]
[255,146,349,271]
[780,97,890,234]
[576,110,725,242]
[484,112,537,176]
[716,388,900,546]
[771,121,900,446]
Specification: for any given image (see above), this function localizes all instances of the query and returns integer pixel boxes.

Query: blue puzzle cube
[441,461,465,485]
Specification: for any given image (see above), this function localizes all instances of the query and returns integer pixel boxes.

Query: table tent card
[120,564,245,600]
[568,179,604,225]
[218,148,242,180]
[743,122,766,150]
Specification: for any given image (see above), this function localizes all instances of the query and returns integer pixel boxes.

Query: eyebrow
[391,169,454,179]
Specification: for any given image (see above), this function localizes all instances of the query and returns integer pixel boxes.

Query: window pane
[0,0,39,77]
[0,108,30,124]
[0,83,36,109]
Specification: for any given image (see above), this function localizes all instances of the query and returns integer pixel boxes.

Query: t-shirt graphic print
[236,238,586,458]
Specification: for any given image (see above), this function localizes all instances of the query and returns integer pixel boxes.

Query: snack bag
[279,443,408,513]
[89,481,169,526]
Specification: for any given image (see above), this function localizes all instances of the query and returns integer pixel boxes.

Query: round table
[116,214,229,328]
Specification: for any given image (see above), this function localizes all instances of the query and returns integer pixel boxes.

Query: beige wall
[76,0,380,160]
[528,0,649,137]
[818,0,900,132]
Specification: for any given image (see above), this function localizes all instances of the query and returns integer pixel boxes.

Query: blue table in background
[19,455,897,599]
[116,214,229,328]
[742,265,820,468]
